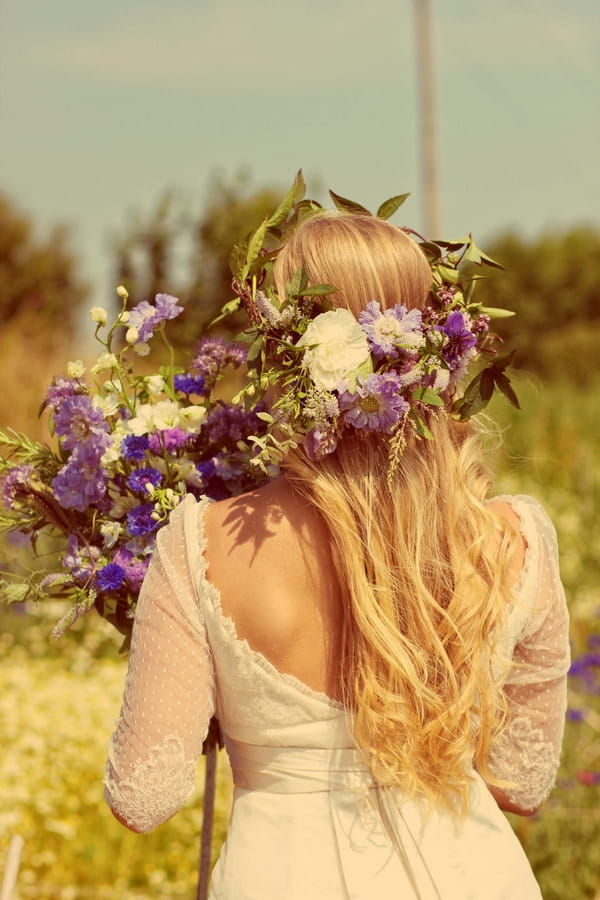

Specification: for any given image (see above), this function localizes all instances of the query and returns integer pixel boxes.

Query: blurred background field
[1,181,600,898]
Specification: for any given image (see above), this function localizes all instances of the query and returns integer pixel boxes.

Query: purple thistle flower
[127,503,160,536]
[121,434,150,462]
[437,286,456,307]
[52,444,109,512]
[53,395,111,452]
[127,467,163,495]
[338,373,409,433]
[174,373,206,396]
[359,300,424,360]
[192,337,247,388]
[96,563,126,591]
[438,311,478,371]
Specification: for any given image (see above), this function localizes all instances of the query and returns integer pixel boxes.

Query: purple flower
[438,311,478,371]
[359,300,424,360]
[174,373,206,396]
[53,395,111,452]
[121,434,150,462]
[96,563,126,591]
[338,373,409,433]
[192,337,246,388]
[127,467,163,495]
[52,444,108,512]
[205,404,254,447]
[62,535,101,584]
[128,293,183,343]
[112,548,151,590]
[127,503,160,536]
[567,709,584,723]
[438,286,456,307]
[304,427,338,461]
[148,427,190,453]
[1,464,34,509]
[45,377,84,411]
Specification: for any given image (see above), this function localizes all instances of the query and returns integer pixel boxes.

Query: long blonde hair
[275,214,516,815]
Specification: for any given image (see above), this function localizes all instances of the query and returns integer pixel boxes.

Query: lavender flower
[127,467,163,495]
[52,444,109,512]
[128,294,183,343]
[148,427,190,453]
[359,301,424,359]
[338,373,409,433]
[1,464,34,509]
[53,395,111,452]
[304,427,339,461]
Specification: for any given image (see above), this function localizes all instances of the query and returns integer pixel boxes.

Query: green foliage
[482,226,600,382]
[0,191,87,338]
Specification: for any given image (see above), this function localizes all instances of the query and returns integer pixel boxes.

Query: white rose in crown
[296,308,372,392]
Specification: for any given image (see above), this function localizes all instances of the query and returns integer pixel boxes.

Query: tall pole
[414,0,441,237]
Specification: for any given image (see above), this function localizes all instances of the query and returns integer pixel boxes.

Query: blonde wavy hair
[274,214,517,816]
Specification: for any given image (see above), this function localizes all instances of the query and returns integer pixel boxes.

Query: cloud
[25,0,410,90]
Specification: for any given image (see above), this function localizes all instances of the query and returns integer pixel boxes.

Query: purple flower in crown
[338,372,409,433]
[304,427,339,461]
[128,293,183,343]
[53,395,111,452]
[52,443,109,512]
[359,301,424,360]
[438,311,478,372]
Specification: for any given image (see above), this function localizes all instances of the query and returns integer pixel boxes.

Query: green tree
[111,173,284,352]
[481,226,600,382]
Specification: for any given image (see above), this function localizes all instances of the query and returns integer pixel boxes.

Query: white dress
[104,493,570,900]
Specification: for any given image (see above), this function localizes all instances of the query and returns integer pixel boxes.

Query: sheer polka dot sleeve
[104,496,215,833]
[488,495,570,812]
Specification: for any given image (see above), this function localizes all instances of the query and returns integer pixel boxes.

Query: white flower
[118,310,130,324]
[179,405,207,432]
[100,521,122,548]
[89,306,108,325]
[145,374,165,397]
[431,368,451,392]
[91,352,118,374]
[133,342,151,357]
[66,360,85,378]
[125,326,139,345]
[127,400,182,435]
[296,309,371,391]
[93,393,120,418]
[116,285,129,299]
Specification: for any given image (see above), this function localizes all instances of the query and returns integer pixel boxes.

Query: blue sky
[1,0,599,305]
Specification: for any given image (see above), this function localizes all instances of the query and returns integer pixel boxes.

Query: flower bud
[116,285,129,299]
[90,306,108,325]
[67,360,86,378]
[125,326,139,344]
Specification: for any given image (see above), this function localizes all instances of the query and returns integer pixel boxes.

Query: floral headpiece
[223,172,519,478]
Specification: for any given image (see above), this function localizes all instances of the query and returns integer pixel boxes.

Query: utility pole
[414,0,441,236]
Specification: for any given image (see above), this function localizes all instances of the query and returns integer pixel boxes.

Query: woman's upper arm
[488,497,570,814]
[104,498,216,833]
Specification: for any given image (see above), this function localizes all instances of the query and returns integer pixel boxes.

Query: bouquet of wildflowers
[0,287,268,642]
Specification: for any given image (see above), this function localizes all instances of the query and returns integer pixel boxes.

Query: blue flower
[96,563,126,591]
[127,503,160,536]
[121,434,150,462]
[127,467,163,495]
[174,373,206,396]
[338,373,409,433]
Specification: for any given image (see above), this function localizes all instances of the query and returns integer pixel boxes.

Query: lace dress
[104,493,570,900]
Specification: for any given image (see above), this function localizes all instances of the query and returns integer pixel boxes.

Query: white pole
[414,0,441,237]
[0,835,25,900]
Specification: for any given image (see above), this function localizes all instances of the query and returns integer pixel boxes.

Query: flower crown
[221,172,519,479]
